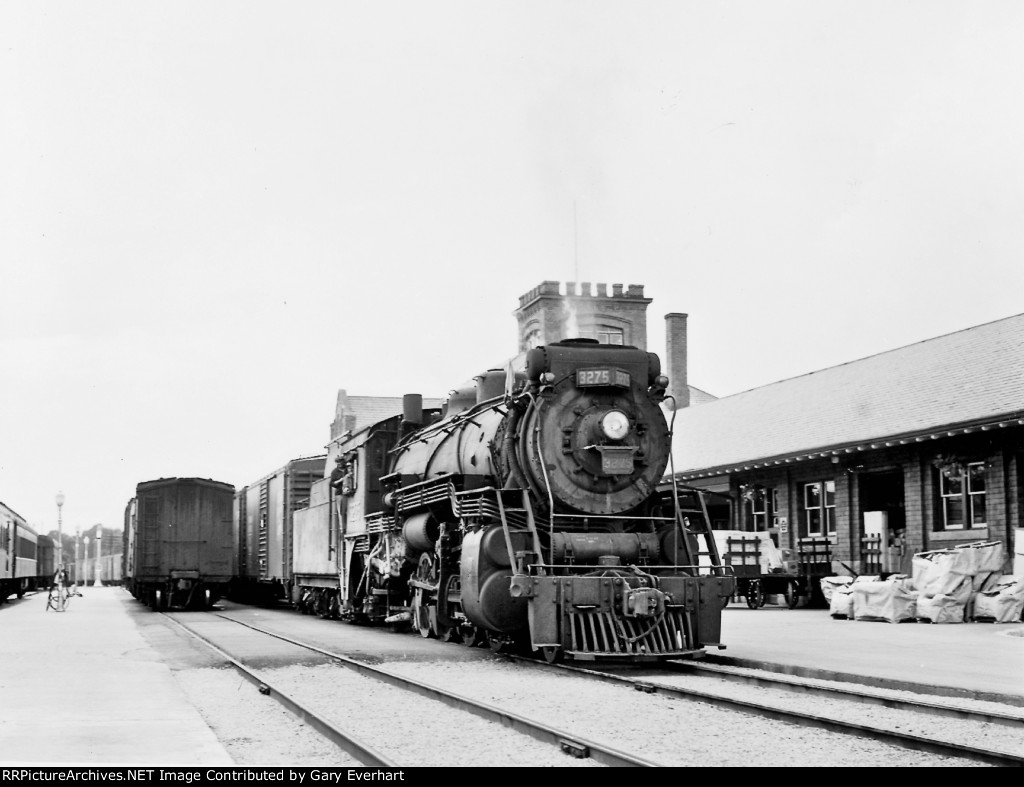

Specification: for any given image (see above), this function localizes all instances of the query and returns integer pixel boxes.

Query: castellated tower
[513,281,652,352]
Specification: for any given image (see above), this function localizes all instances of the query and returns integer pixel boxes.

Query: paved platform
[715,600,1024,705]
[0,585,234,766]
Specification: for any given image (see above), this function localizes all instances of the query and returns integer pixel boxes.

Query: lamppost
[74,526,81,587]
[55,491,65,577]
[94,526,102,587]
[83,536,90,585]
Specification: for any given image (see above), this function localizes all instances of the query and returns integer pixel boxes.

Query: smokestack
[402,394,423,435]
[664,313,689,409]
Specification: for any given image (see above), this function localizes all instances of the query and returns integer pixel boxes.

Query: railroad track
[668,660,1024,727]
[511,656,1024,767]
[161,611,654,767]
[161,611,393,766]
[163,605,1019,767]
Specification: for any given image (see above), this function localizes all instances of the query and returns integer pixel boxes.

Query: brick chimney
[664,313,689,409]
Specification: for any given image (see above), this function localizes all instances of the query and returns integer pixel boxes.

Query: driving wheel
[412,590,433,638]
[412,553,439,638]
[438,624,460,642]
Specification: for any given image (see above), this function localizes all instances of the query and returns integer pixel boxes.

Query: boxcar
[76,549,124,586]
[232,455,325,605]
[36,533,56,586]
[124,477,235,610]
[98,551,123,585]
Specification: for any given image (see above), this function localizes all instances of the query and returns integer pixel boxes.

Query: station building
[668,313,1024,578]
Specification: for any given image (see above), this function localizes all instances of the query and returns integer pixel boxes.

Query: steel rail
[160,612,396,767]
[511,657,1024,767]
[664,660,1024,728]
[704,653,1024,708]
[206,612,661,767]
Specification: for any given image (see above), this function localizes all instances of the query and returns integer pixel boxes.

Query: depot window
[745,486,775,531]
[801,480,835,538]
[938,462,986,530]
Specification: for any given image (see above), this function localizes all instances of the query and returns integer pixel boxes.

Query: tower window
[596,327,624,345]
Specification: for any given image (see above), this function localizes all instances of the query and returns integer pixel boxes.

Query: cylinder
[477,569,528,631]
[402,513,438,553]
[480,526,530,568]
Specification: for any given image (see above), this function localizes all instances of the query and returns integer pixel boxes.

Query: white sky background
[2,2,1023,535]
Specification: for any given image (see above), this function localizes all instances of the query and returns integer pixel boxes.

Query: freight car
[99,551,123,585]
[231,456,325,606]
[124,477,235,610]
[36,533,56,587]
[75,550,124,586]
[1,502,52,602]
[290,339,735,663]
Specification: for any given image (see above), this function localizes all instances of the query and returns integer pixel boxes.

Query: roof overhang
[673,412,1024,481]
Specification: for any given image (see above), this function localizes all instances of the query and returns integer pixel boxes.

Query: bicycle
[45,568,79,612]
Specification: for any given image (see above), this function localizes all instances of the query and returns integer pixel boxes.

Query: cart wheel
[746,580,765,609]
[743,580,756,609]
[785,581,800,609]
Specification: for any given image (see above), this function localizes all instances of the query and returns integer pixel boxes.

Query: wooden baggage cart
[725,536,834,609]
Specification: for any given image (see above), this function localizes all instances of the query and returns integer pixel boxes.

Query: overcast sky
[3,2,1023,535]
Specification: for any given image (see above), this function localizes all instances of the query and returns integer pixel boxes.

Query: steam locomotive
[281,338,734,663]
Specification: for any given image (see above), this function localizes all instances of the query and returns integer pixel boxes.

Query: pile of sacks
[914,541,1009,623]
[824,574,918,623]
[822,540,1024,624]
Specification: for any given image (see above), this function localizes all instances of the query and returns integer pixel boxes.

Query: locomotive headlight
[600,410,631,441]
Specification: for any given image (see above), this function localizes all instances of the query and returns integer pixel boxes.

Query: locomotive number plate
[596,445,638,474]
[602,453,635,474]
[576,367,630,388]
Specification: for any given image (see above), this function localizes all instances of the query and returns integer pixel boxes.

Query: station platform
[0,584,234,766]
[715,600,1024,705]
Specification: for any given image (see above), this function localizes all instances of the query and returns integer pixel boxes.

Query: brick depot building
[670,313,1024,577]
